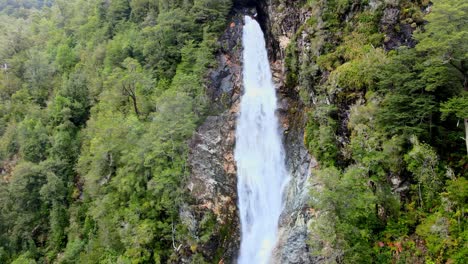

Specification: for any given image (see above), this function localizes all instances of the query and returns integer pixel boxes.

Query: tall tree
[441,92,468,154]
[416,0,468,154]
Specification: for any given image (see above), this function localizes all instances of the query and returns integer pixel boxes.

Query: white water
[235,16,289,264]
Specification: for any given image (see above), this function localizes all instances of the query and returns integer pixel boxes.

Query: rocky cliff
[177,9,243,263]
[179,0,323,263]
[178,1,321,263]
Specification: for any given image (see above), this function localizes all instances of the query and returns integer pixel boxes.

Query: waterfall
[235,16,289,264]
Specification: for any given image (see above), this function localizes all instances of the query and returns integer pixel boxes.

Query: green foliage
[1,0,465,263]
[17,117,49,163]
[374,49,436,138]
[192,0,232,33]
[305,103,338,167]
[55,43,77,72]
[11,252,37,264]
[23,49,56,105]
[142,8,199,79]
[107,0,131,27]
[285,39,299,87]
[59,239,85,264]
[331,46,386,91]
[0,122,19,159]
[441,91,468,120]
[404,136,442,209]
[415,0,468,86]
[310,165,378,263]
[5,162,48,253]
[0,0,232,262]
[129,0,159,23]
[297,0,468,263]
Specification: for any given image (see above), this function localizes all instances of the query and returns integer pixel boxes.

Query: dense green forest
[291,0,467,263]
[0,0,466,263]
[0,0,231,263]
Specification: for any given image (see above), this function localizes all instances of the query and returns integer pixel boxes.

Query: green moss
[304,104,339,167]
[285,39,299,87]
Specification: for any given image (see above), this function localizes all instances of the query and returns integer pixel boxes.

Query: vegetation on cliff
[284,0,467,263]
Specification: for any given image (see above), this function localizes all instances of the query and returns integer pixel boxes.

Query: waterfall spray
[235,16,289,264]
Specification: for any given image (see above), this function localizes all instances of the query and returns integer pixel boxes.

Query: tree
[107,0,131,30]
[416,0,468,154]
[415,0,468,90]
[51,68,91,127]
[5,162,48,254]
[310,166,378,263]
[440,92,468,155]
[55,43,77,73]
[129,0,159,23]
[23,49,56,105]
[105,58,153,118]
[17,117,49,163]
[142,8,198,78]
[0,0,233,262]
[191,0,231,33]
[376,49,437,140]
[404,136,441,209]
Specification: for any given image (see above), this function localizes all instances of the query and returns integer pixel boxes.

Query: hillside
[0,0,466,263]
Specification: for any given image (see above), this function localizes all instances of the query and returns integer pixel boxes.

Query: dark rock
[380,7,417,50]
[233,0,258,8]
[381,8,400,26]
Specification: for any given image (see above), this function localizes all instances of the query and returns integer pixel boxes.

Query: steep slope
[0,0,466,263]
[184,0,467,263]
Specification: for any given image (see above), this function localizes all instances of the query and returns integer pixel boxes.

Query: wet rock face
[255,1,319,263]
[273,219,314,264]
[188,115,237,205]
[272,125,317,264]
[256,0,310,61]
[379,2,429,50]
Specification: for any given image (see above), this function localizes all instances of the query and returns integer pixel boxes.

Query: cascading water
[235,16,289,264]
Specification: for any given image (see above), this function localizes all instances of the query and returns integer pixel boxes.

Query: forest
[293,0,467,263]
[0,0,231,263]
[0,0,466,263]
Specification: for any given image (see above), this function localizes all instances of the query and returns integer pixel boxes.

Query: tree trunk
[418,182,423,209]
[130,94,140,117]
[122,84,140,117]
[465,118,468,156]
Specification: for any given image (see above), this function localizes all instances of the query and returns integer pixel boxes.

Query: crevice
[232,0,279,60]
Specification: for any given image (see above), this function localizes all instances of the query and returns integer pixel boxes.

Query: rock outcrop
[178,10,244,264]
